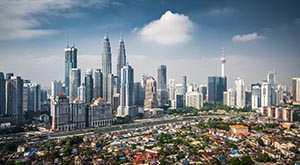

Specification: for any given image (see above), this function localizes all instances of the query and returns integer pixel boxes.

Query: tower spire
[220,47,226,77]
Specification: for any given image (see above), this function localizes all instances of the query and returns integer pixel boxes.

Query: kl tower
[220,47,226,77]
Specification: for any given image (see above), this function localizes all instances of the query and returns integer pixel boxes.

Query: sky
[0,0,300,88]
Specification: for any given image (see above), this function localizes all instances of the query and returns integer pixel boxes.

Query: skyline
[0,0,300,88]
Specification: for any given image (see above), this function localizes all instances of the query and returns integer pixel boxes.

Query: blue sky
[0,0,299,88]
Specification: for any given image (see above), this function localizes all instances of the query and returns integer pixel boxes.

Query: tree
[256,138,264,146]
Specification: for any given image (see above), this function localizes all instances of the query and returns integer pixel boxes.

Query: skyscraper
[6,73,14,80]
[267,70,276,86]
[144,76,158,109]
[93,69,103,99]
[6,76,24,124]
[51,80,63,99]
[64,45,77,96]
[220,48,226,77]
[261,81,272,107]
[116,35,126,93]
[251,83,261,109]
[117,65,135,117]
[199,85,207,102]
[157,65,168,107]
[101,33,113,103]
[235,77,245,108]
[292,78,300,103]
[208,76,227,104]
[0,72,5,115]
[69,68,81,102]
[77,84,86,103]
[29,83,41,112]
[85,69,93,104]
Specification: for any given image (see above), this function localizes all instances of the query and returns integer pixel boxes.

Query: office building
[93,69,103,99]
[117,65,136,117]
[64,45,77,96]
[199,85,207,102]
[144,76,158,109]
[251,83,261,109]
[186,91,203,109]
[29,83,41,112]
[88,98,112,127]
[85,69,93,104]
[51,94,87,131]
[51,80,63,99]
[6,76,24,124]
[0,72,5,115]
[6,73,14,80]
[69,68,81,102]
[267,70,276,86]
[116,35,126,93]
[101,33,113,104]
[208,76,227,104]
[292,78,300,103]
[157,65,168,107]
[235,77,245,108]
[77,84,86,103]
[133,82,144,107]
[261,81,272,107]
[226,88,236,107]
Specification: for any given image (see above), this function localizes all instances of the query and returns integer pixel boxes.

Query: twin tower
[64,33,130,107]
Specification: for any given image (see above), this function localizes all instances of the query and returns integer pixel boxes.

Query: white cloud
[232,33,266,42]
[0,0,111,40]
[137,10,194,45]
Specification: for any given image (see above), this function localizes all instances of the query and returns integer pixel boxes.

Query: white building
[185,92,203,109]
[261,81,272,107]
[235,77,245,108]
[292,78,300,103]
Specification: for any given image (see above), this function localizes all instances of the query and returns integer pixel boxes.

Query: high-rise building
[226,88,236,107]
[93,69,103,99]
[182,76,187,96]
[85,69,93,104]
[199,85,207,102]
[261,81,272,107]
[267,70,276,86]
[116,35,126,93]
[157,65,168,107]
[29,83,41,112]
[208,76,227,104]
[133,82,144,107]
[292,78,300,103]
[6,73,14,80]
[235,77,245,108]
[117,65,135,117]
[6,76,24,124]
[64,45,77,96]
[51,80,63,99]
[186,92,203,109]
[0,72,5,115]
[77,84,86,103]
[23,83,30,113]
[220,48,226,77]
[251,83,261,109]
[69,68,81,102]
[144,76,158,109]
[101,33,113,104]
[168,79,176,109]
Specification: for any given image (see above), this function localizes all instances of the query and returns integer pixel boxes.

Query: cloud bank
[232,32,266,42]
[137,10,194,45]
[0,0,111,40]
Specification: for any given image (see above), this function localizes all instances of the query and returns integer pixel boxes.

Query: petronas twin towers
[101,33,127,104]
